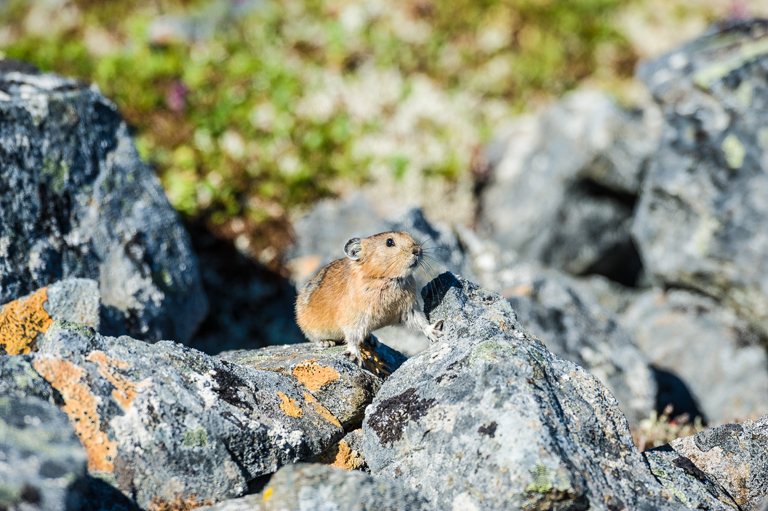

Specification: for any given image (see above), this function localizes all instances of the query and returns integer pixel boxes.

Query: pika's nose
[412,246,421,256]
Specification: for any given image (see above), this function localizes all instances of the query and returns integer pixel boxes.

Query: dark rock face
[362,272,687,511]
[623,289,768,423]
[633,19,768,335]
[0,394,89,511]
[30,320,348,508]
[482,90,660,284]
[506,273,656,425]
[0,71,207,343]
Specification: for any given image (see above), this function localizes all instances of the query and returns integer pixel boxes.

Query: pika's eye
[386,238,395,247]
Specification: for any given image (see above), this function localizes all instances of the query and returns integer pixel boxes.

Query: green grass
[0,0,637,259]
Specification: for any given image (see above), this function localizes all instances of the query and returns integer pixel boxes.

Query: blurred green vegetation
[0,0,636,258]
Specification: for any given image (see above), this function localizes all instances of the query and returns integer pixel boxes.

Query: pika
[295,231,443,367]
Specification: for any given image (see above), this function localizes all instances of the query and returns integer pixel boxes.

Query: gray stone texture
[633,19,768,336]
[482,89,661,281]
[44,278,101,330]
[506,272,656,425]
[362,272,692,511]
[0,70,207,343]
[0,394,89,511]
[667,415,768,510]
[623,289,768,423]
[31,320,347,508]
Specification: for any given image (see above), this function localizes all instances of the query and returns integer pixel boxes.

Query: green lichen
[40,155,70,195]
[734,81,752,108]
[722,134,745,169]
[470,341,509,365]
[525,463,554,493]
[44,319,96,343]
[182,427,208,448]
[693,38,768,89]
[693,213,720,257]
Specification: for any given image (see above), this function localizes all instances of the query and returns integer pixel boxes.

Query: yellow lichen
[303,393,341,428]
[277,391,303,418]
[359,344,392,377]
[86,351,149,410]
[292,361,339,392]
[32,356,118,473]
[312,439,365,470]
[0,287,53,355]
[263,487,274,502]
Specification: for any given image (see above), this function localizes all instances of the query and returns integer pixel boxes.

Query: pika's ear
[344,238,362,260]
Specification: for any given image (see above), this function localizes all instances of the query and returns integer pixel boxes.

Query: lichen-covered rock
[506,273,656,425]
[0,278,99,355]
[665,416,768,510]
[0,394,89,511]
[0,70,207,343]
[197,463,432,511]
[633,19,768,335]
[644,446,739,511]
[308,429,367,471]
[218,342,405,429]
[363,273,689,511]
[623,289,768,423]
[29,320,345,508]
[482,90,660,284]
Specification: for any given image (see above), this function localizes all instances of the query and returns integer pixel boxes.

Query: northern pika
[295,231,443,367]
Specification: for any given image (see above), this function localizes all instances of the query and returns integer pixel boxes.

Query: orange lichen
[312,439,365,470]
[263,487,274,502]
[292,360,340,392]
[360,345,391,377]
[0,287,53,355]
[32,356,118,473]
[277,391,303,418]
[86,351,149,410]
[303,393,342,428]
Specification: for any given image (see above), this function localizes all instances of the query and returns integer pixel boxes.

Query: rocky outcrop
[633,19,768,336]
[26,320,389,508]
[0,70,207,343]
[623,289,768,422]
[482,90,661,284]
[0,278,99,355]
[362,272,695,510]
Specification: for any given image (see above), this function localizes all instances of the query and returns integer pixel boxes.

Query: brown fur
[295,231,441,366]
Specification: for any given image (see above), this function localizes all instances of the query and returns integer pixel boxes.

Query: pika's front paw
[316,339,340,348]
[425,320,444,342]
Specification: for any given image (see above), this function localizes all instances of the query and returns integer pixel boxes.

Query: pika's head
[344,231,422,278]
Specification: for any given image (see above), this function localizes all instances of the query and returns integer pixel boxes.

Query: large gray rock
[195,463,431,511]
[362,273,696,510]
[633,19,768,335]
[0,70,207,343]
[506,273,656,425]
[29,320,348,508]
[662,415,768,510]
[623,289,768,423]
[0,394,89,511]
[483,90,660,283]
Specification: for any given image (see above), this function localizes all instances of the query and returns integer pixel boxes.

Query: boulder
[506,273,656,425]
[362,273,695,510]
[196,463,431,511]
[308,428,367,471]
[623,289,768,423]
[0,278,99,355]
[0,394,89,511]
[482,90,661,284]
[29,320,355,508]
[633,19,768,335]
[0,70,207,343]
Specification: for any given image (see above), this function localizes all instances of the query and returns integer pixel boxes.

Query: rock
[643,446,739,511]
[308,429,367,471]
[622,288,768,423]
[665,415,768,510]
[362,272,689,510]
[0,70,207,343]
[633,19,768,335]
[0,394,89,511]
[217,342,405,429]
[196,463,432,511]
[286,194,471,356]
[28,320,348,508]
[0,278,99,355]
[506,272,656,425]
[482,89,661,284]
